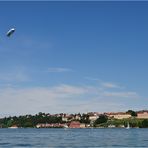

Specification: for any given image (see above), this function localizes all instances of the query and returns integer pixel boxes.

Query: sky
[0,1,148,117]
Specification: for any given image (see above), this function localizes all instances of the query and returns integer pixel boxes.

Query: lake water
[0,128,147,147]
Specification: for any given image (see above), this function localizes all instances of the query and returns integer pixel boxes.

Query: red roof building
[69,121,80,128]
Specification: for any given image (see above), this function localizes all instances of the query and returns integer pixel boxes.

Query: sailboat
[126,122,130,129]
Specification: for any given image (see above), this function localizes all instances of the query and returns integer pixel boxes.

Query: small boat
[126,122,130,129]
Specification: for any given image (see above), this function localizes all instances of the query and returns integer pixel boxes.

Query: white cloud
[47,67,72,73]
[61,102,126,113]
[101,82,121,88]
[0,83,139,117]
[0,84,93,116]
[51,84,88,94]
[85,77,122,89]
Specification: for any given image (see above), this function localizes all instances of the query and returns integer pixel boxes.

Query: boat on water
[126,123,130,129]
[64,124,69,129]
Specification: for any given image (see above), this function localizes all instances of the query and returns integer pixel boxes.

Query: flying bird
[6,28,15,37]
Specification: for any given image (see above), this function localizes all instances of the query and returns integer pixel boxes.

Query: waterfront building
[137,111,148,119]
[69,121,80,128]
[107,112,131,119]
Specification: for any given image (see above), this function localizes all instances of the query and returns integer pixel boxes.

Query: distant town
[0,110,148,128]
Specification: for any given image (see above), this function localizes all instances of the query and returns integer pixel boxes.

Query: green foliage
[107,118,145,128]
[94,114,108,126]
[80,114,90,124]
[0,112,147,128]
[108,119,124,127]
[140,119,148,128]
[0,113,63,128]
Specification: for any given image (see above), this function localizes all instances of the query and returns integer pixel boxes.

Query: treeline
[94,115,148,128]
[0,113,91,128]
[0,112,148,128]
[0,112,63,128]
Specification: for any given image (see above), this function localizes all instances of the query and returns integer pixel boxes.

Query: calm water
[0,128,147,147]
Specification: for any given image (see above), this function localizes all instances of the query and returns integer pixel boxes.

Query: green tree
[80,114,90,124]
[140,119,148,128]
[94,114,108,126]
[6,119,13,127]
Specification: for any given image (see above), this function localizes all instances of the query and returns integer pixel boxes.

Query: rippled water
[0,128,147,147]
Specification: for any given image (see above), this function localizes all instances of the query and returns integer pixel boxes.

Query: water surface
[0,128,147,147]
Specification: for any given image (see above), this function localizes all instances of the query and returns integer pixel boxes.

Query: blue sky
[0,1,147,116]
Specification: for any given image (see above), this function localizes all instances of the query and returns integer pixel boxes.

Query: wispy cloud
[101,82,121,88]
[47,67,72,73]
[0,84,91,116]
[51,84,88,94]
[0,83,139,116]
[85,77,123,89]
